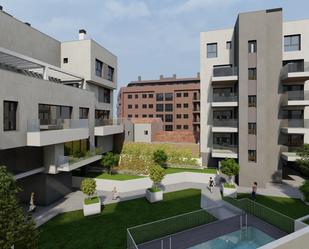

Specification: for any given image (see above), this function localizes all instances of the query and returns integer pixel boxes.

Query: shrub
[149,164,165,191]
[101,152,120,174]
[153,149,168,167]
[81,178,96,199]
[220,158,240,182]
[299,180,309,202]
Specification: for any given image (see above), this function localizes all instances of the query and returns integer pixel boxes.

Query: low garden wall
[72,172,218,192]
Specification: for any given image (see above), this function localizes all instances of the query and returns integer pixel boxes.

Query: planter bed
[83,196,101,216]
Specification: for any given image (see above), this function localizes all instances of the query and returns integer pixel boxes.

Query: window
[248,123,256,135]
[248,40,257,53]
[144,130,148,135]
[142,114,147,118]
[284,35,301,52]
[183,114,189,119]
[135,94,138,99]
[142,94,147,98]
[128,94,132,99]
[165,125,173,131]
[148,94,153,98]
[165,114,173,122]
[165,93,173,101]
[135,114,138,118]
[165,104,173,112]
[95,109,110,120]
[248,96,256,107]
[156,93,164,101]
[176,92,182,97]
[63,58,68,64]
[226,41,232,49]
[95,59,103,77]
[142,104,147,109]
[207,43,217,58]
[79,107,89,119]
[128,114,132,118]
[156,104,164,112]
[135,104,138,109]
[176,103,181,108]
[98,87,110,103]
[248,68,257,80]
[107,66,114,81]
[156,114,164,121]
[248,150,256,162]
[183,92,189,97]
[39,104,72,125]
[149,114,153,118]
[149,104,153,109]
[183,103,189,108]
[128,105,132,109]
[176,114,181,119]
[3,101,18,131]
[176,125,181,129]
[183,125,189,130]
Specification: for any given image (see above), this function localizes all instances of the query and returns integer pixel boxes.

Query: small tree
[0,165,38,249]
[153,149,168,167]
[149,164,166,191]
[101,152,120,175]
[81,178,96,200]
[296,144,309,178]
[220,158,240,183]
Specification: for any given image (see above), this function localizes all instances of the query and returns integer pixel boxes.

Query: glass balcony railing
[284,62,309,73]
[285,90,309,101]
[213,66,238,77]
[213,144,238,153]
[57,148,102,167]
[213,119,238,127]
[213,94,238,102]
[95,118,122,127]
[27,119,88,132]
[281,119,309,128]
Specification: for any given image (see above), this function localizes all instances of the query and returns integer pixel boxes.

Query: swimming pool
[188,226,274,249]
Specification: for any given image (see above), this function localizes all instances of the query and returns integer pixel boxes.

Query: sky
[1,0,309,92]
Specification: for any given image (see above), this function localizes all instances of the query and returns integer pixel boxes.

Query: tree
[81,178,96,200]
[296,144,309,178]
[101,152,120,175]
[220,158,240,183]
[149,164,166,191]
[0,165,38,249]
[153,149,168,167]
[299,180,309,202]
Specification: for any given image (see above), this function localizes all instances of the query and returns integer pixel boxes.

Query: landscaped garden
[38,189,205,249]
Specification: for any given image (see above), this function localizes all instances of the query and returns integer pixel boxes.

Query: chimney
[160,75,164,80]
[138,76,141,81]
[79,29,87,40]
[25,22,31,27]
[173,74,177,79]
[197,72,200,78]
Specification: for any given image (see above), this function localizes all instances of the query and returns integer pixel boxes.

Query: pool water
[188,226,274,249]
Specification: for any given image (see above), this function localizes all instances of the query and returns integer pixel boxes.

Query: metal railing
[213,119,238,127]
[127,209,215,247]
[213,144,238,153]
[27,119,88,132]
[95,118,122,127]
[224,197,295,233]
[213,66,238,77]
[213,94,238,102]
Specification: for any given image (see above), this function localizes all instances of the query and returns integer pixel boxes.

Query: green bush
[149,164,165,191]
[153,149,168,167]
[101,152,120,174]
[81,178,96,199]
[299,180,309,202]
[220,158,239,182]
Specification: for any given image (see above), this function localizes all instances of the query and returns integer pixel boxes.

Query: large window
[79,107,89,119]
[165,104,173,112]
[65,139,89,157]
[156,104,164,112]
[98,87,111,103]
[156,93,164,101]
[248,68,257,80]
[107,66,114,81]
[207,43,217,58]
[284,35,301,52]
[95,109,110,120]
[165,93,173,101]
[95,59,103,77]
[248,40,257,53]
[248,95,257,107]
[165,114,173,122]
[3,101,18,131]
[39,104,72,125]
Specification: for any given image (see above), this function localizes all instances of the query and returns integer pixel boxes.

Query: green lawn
[165,167,217,174]
[39,189,204,249]
[237,193,309,219]
[77,171,146,181]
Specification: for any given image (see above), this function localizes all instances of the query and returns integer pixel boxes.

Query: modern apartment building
[0,7,123,205]
[118,74,200,137]
[200,8,309,187]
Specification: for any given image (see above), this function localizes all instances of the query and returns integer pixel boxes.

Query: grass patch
[305,219,309,225]
[237,193,309,219]
[84,196,99,205]
[224,183,236,189]
[39,189,203,249]
[165,167,217,174]
[75,171,146,181]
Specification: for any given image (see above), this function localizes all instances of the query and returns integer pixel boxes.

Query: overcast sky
[1,0,309,89]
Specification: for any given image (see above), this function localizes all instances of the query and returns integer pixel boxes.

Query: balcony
[281,146,301,162]
[27,119,89,146]
[212,144,238,159]
[212,66,238,84]
[281,91,309,106]
[212,119,238,133]
[281,62,309,83]
[193,106,200,112]
[95,119,124,136]
[280,119,309,134]
[212,94,238,107]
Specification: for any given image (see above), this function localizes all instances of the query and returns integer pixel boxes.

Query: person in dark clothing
[251,182,257,200]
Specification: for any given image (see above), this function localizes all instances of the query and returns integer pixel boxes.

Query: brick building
[118,74,200,136]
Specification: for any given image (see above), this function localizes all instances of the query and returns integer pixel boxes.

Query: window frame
[3,101,18,131]
[207,43,218,58]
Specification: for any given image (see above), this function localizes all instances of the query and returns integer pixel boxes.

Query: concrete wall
[134,123,152,143]
[0,10,61,66]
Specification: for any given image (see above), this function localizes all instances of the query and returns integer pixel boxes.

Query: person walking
[251,182,258,201]
[28,192,36,212]
[209,177,214,193]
